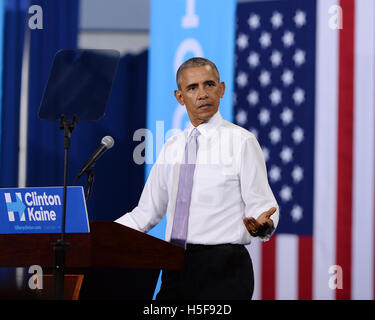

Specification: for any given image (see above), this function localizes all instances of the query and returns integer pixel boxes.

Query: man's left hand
[243,207,276,238]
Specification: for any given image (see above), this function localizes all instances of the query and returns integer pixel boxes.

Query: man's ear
[174,89,185,105]
[219,81,226,98]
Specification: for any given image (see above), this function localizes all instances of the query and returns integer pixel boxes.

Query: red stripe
[336,0,355,300]
[261,236,276,300]
[298,236,313,300]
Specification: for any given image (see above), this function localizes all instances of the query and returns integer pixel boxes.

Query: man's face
[175,65,225,127]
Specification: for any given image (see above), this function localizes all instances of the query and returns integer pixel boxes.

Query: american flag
[234,0,375,300]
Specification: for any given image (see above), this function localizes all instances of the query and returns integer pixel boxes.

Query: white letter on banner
[182,0,199,28]
[174,38,204,74]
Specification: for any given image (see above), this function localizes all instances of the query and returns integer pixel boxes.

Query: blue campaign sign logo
[0,186,89,234]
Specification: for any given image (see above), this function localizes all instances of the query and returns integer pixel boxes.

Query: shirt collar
[186,111,223,138]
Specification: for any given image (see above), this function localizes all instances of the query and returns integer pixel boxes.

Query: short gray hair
[176,57,220,89]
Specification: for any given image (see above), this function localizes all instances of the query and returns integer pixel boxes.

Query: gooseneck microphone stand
[73,163,95,203]
[84,167,94,203]
[53,114,77,300]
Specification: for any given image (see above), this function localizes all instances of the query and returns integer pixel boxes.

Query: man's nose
[197,85,208,99]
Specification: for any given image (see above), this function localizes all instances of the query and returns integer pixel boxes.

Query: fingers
[265,207,277,218]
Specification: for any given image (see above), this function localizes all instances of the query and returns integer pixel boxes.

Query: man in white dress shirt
[115,57,279,300]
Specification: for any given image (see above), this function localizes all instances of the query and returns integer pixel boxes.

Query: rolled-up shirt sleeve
[115,149,169,233]
[239,135,279,241]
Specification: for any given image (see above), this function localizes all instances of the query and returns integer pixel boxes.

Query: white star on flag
[281,69,294,86]
[292,127,304,144]
[235,109,247,126]
[293,49,306,66]
[259,70,271,87]
[247,89,259,106]
[282,30,295,48]
[270,88,282,105]
[294,10,306,28]
[248,51,260,68]
[280,107,293,125]
[269,165,281,183]
[259,108,271,125]
[291,205,303,222]
[293,87,305,105]
[269,127,282,144]
[248,13,260,30]
[279,185,292,202]
[291,165,304,183]
[259,31,272,48]
[236,72,248,88]
[270,50,282,67]
[237,33,249,50]
[280,146,293,163]
[271,11,283,29]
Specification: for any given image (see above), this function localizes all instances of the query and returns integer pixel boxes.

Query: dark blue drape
[26,0,79,188]
[0,0,28,187]
[69,51,148,221]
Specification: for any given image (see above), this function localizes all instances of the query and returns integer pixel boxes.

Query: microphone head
[101,136,114,149]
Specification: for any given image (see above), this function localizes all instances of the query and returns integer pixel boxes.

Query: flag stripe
[276,234,298,299]
[336,0,355,300]
[313,0,338,300]
[261,238,276,300]
[352,0,375,299]
[298,236,313,299]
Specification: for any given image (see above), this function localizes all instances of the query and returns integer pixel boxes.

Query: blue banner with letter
[0,186,89,234]
[147,0,236,239]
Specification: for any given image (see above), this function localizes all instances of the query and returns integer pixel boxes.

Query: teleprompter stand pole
[52,114,77,300]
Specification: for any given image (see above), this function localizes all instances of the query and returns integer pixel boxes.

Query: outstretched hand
[243,207,276,238]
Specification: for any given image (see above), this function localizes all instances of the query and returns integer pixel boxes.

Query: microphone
[75,136,114,180]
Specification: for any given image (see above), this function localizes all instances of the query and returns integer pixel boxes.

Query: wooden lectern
[0,221,184,300]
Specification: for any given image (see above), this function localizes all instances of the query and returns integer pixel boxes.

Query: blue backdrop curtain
[69,51,148,221]
[0,0,28,188]
[26,0,80,188]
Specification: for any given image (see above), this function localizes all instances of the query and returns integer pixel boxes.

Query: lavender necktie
[170,128,200,248]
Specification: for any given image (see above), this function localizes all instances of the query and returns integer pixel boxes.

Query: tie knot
[191,128,201,137]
